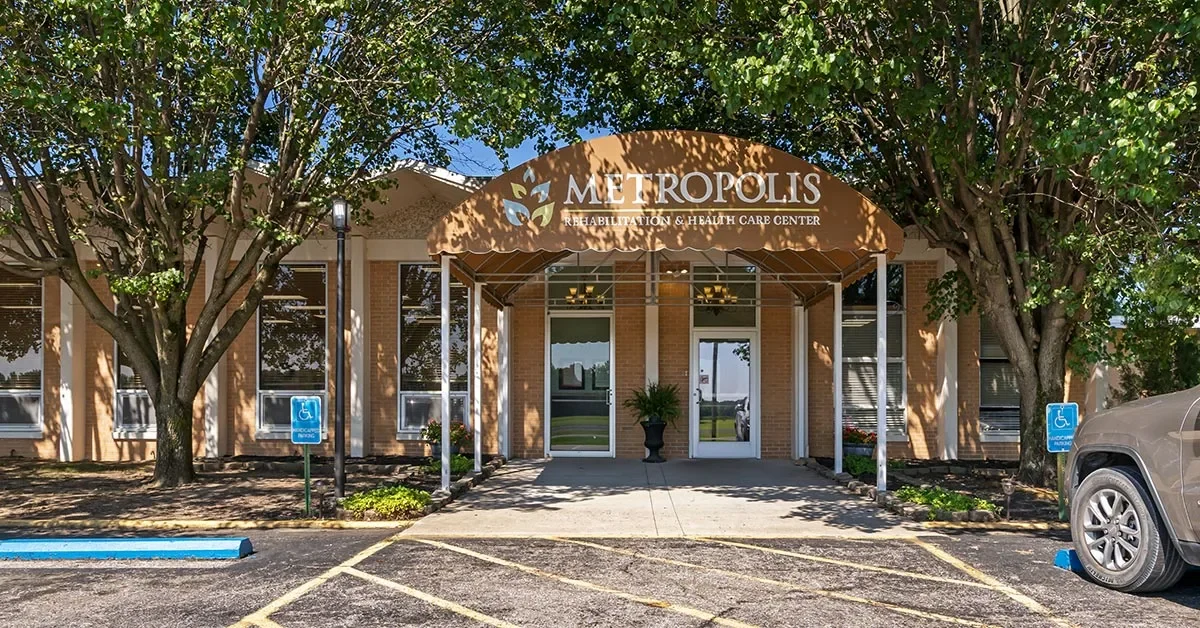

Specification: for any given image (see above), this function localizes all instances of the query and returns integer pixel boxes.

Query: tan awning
[428,131,904,305]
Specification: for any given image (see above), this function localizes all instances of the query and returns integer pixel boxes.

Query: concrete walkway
[404,458,924,537]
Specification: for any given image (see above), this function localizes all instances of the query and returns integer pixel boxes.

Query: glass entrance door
[692,333,757,458]
[547,315,614,456]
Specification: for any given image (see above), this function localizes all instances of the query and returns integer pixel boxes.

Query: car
[1066,384,1200,592]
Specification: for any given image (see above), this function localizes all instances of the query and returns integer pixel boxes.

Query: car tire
[1070,466,1187,593]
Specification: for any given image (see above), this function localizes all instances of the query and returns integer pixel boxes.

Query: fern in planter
[623,382,681,425]
[623,382,681,463]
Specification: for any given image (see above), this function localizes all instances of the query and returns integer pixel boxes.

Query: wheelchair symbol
[296,404,314,422]
[1051,408,1071,429]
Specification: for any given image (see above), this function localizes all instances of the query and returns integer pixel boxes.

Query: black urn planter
[640,418,667,463]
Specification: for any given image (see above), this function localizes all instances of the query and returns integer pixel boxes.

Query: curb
[923,520,1070,531]
[0,518,413,531]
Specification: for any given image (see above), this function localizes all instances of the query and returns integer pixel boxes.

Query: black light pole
[331,197,348,498]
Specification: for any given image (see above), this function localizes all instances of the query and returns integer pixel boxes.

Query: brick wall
[510,281,545,458]
[657,262,691,459]
[891,261,938,458]
[613,262,646,459]
[759,282,793,458]
[807,296,835,457]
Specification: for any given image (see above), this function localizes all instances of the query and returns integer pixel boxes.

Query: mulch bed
[814,457,1062,522]
[0,456,478,521]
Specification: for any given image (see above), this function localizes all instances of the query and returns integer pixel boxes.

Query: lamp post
[331,197,348,498]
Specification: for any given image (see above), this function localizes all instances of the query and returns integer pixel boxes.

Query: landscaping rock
[969,510,997,522]
[949,466,968,475]
[909,506,930,521]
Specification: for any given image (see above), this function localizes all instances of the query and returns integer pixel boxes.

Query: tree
[0,0,562,485]
[551,0,1200,483]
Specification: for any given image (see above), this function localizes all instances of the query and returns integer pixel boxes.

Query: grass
[423,454,474,475]
[697,417,738,440]
[341,485,431,519]
[894,485,999,519]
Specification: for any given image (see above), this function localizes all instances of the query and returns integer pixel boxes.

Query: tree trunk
[1016,358,1065,486]
[153,397,195,487]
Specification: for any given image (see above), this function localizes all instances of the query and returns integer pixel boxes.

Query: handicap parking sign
[291,396,323,445]
[1046,402,1079,454]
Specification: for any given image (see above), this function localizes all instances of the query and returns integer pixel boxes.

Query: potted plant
[422,420,470,457]
[623,382,681,463]
[842,425,877,458]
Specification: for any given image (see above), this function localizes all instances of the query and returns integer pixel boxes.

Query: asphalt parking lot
[2,529,1200,627]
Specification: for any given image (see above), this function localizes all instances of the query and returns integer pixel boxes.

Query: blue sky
[440,128,612,177]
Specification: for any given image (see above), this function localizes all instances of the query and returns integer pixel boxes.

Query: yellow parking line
[342,567,520,628]
[411,538,759,628]
[695,537,993,589]
[228,533,405,628]
[551,537,998,628]
[243,618,286,628]
[910,538,1078,628]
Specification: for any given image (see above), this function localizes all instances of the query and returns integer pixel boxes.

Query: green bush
[424,454,473,476]
[843,455,905,476]
[895,485,998,518]
[342,485,431,519]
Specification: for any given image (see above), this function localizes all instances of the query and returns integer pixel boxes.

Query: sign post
[290,396,323,517]
[1046,402,1079,522]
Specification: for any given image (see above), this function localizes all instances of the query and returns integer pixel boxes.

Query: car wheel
[1070,466,1187,593]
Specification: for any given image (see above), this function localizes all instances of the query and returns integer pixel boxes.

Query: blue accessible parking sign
[1046,402,1079,453]
[290,396,323,445]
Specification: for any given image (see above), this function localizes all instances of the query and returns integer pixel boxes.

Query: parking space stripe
[243,618,285,628]
[411,538,759,628]
[228,533,406,628]
[910,538,1077,628]
[341,567,520,628]
[551,537,998,628]
[695,537,993,589]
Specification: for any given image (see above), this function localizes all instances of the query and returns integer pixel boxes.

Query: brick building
[0,131,1108,464]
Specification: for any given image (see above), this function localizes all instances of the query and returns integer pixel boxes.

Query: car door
[1178,393,1200,537]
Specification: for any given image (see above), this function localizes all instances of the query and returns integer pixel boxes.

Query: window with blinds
[0,271,42,429]
[397,264,468,433]
[841,265,905,435]
[114,346,154,432]
[257,264,328,433]
[980,319,1020,433]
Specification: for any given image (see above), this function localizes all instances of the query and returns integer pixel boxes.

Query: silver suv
[1067,384,1200,592]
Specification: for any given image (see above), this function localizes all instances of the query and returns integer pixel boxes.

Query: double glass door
[692,332,758,458]
[547,315,614,456]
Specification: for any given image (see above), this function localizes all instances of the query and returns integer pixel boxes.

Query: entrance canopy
[428,131,904,306]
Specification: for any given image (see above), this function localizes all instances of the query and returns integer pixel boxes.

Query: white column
[58,281,85,461]
[498,305,512,459]
[440,255,452,492]
[875,253,888,493]
[935,254,959,460]
[832,282,843,474]
[645,253,659,384]
[793,305,808,459]
[202,250,226,459]
[349,234,367,458]
[472,283,483,472]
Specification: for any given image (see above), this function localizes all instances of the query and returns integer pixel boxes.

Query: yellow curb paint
[412,538,759,628]
[551,537,997,628]
[0,518,412,531]
[694,537,992,589]
[244,617,285,628]
[228,533,407,628]
[342,567,520,628]
[922,521,1070,531]
[909,538,1078,628]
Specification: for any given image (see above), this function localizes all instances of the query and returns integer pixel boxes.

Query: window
[397,264,468,435]
[693,265,757,327]
[841,265,905,436]
[257,264,327,435]
[114,345,154,435]
[0,271,42,432]
[980,319,1020,434]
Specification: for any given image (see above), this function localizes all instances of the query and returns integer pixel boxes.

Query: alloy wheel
[1083,488,1143,571]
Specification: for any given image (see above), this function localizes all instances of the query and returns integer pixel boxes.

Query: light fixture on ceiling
[564,283,606,306]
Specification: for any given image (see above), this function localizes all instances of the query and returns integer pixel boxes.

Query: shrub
[843,455,906,476]
[424,454,473,476]
[342,485,431,519]
[895,486,998,519]
[421,420,471,448]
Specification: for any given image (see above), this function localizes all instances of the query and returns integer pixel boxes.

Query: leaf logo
[503,166,555,227]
